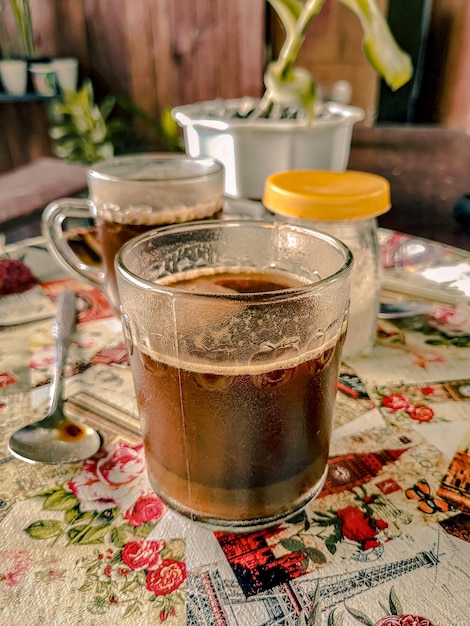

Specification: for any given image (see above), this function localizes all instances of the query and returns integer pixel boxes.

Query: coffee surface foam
[95,199,222,225]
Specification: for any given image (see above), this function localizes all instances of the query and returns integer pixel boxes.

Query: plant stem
[251,0,326,118]
[10,0,34,57]
[277,0,325,80]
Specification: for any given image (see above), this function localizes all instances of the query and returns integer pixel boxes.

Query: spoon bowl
[8,291,102,464]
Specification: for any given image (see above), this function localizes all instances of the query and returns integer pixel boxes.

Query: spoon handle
[49,291,77,413]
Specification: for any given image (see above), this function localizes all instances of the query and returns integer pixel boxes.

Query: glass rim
[115,219,353,301]
[87,153,224,184]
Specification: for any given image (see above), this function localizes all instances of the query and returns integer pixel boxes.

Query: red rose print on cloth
[379,392,440,425]
[336,505,389,550]
[72,540,186,621]
[121,540,165,571]
[382,395,412,412]
[124,493,165,527]
[66,442,147,512]
[25,442,166,550]
[0,371,19,388]
[429,305,470,336]
[374,617,435,626]
[146,559,187,596]
[406,405,434,423]
[418,386,435,396]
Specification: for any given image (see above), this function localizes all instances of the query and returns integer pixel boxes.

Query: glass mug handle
[41,198,105,287]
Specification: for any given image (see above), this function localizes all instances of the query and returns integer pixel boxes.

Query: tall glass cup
[116,220,353,531]
[42,154,224,313]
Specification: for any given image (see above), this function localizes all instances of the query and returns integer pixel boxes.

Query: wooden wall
[2,0,470,174]
[0,0,265,173]
[416,0,470,129]
[28,0,265,115]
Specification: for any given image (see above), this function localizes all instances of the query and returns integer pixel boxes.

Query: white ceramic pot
[53,57,78,91]
[29,62,57,96]
[172,97,365,199]
[0,59,28,96]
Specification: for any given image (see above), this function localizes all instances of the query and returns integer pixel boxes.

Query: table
[2,125,470,252]
[0,158,87,246]
[1,231,470,625]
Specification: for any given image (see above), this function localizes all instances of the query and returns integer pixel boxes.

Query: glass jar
[263,170,391,358]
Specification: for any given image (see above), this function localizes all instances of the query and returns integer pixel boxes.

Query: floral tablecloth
[0,232,469,626]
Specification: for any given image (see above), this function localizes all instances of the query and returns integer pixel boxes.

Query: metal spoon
[8,290,102,464]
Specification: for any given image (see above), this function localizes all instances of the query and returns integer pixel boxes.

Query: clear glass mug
[115,219,353,531]
[42,154,225,314]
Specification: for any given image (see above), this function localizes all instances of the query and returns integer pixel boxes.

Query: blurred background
[0,0,469,174]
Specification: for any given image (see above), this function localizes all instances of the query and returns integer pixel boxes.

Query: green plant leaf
[132,522,154,538]
[260,0,412,119]
[286,510,308,525]
[43,489,80,511]
[379,600,389,615]
[298,579,322,625]
[300,553,310,572]
[53,139,77,159]
[68,523,109,545]
[339,0,412,90]
[107,118,129,135]
[312,510,335,518]
[328,608,344,626]
[91,122,107,143]
[266,0,304,42]
[65,504,93,525]
[100,96,116,121]
[83,78,95,103]
[50,76,182,162]
[123,601,142,618]
[265,64,316,120]
[49,125,75,140]
[388,586,403,615]
[313,517,336,527]
[281,537,306,552]
[304,547,327,564]
[78,579,95,592]
[9,0,35,56]
[87,596,109,615]
[325,540,337,555]
[96,142,114,161]
[111,524,129,548]
[160,107,182,151]
[85,559,102,575]
[162,538,185,561]
[25,519,65,540]
[344,604,375,625]
[36,487,61,497]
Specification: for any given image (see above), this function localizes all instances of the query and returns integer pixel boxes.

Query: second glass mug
[42,154,225,313]
[115,219,353,531]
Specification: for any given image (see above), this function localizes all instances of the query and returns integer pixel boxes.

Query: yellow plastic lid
[263,170,391,221]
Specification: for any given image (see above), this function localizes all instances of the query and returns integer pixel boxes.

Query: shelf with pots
[0,57,79,103]
[0,1,78,103]
[0,94,50,102]
[0,90,55,103]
